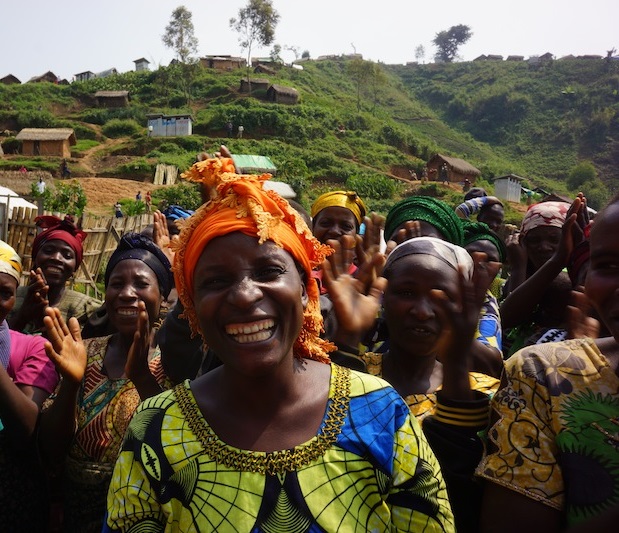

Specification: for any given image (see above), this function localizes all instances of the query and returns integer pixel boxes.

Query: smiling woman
[103,157,455,532]
[38,233,174,533]
[8,215,101,334]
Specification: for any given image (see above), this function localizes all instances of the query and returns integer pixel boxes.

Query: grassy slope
[1,57,617,215]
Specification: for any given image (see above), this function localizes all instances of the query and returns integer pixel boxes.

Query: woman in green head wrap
[384,196,464,245]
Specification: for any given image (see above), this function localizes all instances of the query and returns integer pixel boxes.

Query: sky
[3,0,618,82]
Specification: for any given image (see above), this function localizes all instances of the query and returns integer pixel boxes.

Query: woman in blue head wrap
[38,233,174,532]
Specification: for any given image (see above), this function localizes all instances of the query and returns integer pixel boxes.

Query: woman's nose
[409,298,434,320]
[229,276,262,307]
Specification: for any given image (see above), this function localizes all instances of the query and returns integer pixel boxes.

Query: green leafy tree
[567,161,597,190]
[44,181,87,216]
[230,0,280,93]
[162,6,199,63]
[347,60,386,112]
[301,50,310,59]
[414,45,426,64]
[433,25,472,63]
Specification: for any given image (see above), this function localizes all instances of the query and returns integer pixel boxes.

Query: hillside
[1,56,617,217]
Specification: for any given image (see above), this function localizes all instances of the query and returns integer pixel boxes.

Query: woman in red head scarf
[8,215,101,334]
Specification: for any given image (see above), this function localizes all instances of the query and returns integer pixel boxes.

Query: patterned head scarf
[462,221,506,263]
[31,215,87,268]
[384,196,464,245]
[104,233,173,298]
[0,240,22,285]
[311,191,367,225]
[173,157,334,363]
[520,201,570,238]
[384,236,474,281]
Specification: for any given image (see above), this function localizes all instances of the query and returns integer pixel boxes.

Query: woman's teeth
[226,319,275,343]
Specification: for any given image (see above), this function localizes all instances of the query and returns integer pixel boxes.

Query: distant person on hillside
[135,191,142,202]
[60,159,70,178]
[225,120,233,138]
[440,162,449,183]
[237,124,244,138]
[19,165,28,173]
[114,202,123,218]
[145,191,152,213]
[36,177,46,194]
[421,166,428,182]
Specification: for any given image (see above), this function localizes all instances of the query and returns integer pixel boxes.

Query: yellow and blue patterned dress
[105,364,455,532]
[476,338,619,527]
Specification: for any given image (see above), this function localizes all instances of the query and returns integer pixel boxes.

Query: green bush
[152,182,202,211]
[346,173,397,200]
[567,161,597,190]
[102,119,143,138]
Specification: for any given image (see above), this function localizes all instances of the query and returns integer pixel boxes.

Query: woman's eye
[257,266,284,279]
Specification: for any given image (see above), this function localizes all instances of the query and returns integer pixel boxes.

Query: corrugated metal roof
[231,155,277,174]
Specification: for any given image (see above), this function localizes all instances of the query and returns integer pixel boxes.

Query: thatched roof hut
[0,74,21,85]
[201,55,245,70]
[239,77,270,93]
[254,64,277,75]
[16,128,76,157]
[95,90,129,108]
[266,84,299,104]
[28,71,58,83]
[427,154,481,184]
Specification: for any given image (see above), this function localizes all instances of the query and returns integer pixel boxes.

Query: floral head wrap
[173,158,334,363]
[384,236,474,281]
[0,240,22,285]
[31,215,87,268]
[311,191,366,225]
[384,196,464,245]
[520,201,570,238]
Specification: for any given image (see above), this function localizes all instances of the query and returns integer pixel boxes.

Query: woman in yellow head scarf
[105,157,454,533]
[310,190,366,244]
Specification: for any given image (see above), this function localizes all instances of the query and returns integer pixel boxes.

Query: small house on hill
[506,55,525,61]
[266,84,299,104]
[96,68,118,79]
[134,58,150,72]
[28,71,58,83]
[147,114,192,137]
[486,54,504,61]
[239,77,270,93]
[0,74,21,85]
[95,90,129,108]
[492,174,525,203]
[200,55,245,70]
[16,128,76,157]
[254,64,277,76]
[426,154,481,184]
[539,52,554,62]
[74,71,96,82]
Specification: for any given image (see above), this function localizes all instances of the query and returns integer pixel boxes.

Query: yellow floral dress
[476,338,619,527]
[105,365,455,532]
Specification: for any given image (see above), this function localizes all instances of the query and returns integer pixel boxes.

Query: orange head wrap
[173,157,334,363]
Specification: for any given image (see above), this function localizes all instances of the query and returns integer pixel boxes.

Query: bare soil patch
[0,171,162,216]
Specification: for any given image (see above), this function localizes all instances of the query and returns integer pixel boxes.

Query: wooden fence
[5,207,153,299]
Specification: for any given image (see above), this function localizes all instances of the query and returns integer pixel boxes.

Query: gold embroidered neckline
[174,365,350,475]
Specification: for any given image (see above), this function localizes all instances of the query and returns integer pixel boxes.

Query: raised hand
[43,307,86,385]
[124,301,161,399]
[321,235,386,347]
[567,287,600,339]
[152,210,175,265]
[431,253,501,399]
[125,301,151,382]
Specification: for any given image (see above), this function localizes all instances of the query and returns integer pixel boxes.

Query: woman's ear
[301,279,309,309]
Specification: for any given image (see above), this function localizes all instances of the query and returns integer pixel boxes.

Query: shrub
[346,173,397,200]
[567,161,597,190]
[152,182,202,211]
[102,118,143,138]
